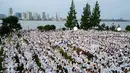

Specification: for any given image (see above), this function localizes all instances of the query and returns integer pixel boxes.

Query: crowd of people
[0,29,130,73]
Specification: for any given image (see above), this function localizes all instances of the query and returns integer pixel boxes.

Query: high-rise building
[9,8,13,16]
[0,14,6,19]
[37,14,41,20]
[47,14,49,20]
[56,12,59,21]
[22,12,26,20]
[42,12,46,20]
[33,13,38,20]
[33,13,41,20]
[60,17,63,21]
[26,12,32,20]
[50,17,55,21]
[15,12,22,19]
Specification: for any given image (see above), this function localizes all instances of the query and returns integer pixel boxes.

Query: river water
[0,20,130,30]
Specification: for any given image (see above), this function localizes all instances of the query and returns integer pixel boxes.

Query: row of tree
[65,0,101,30]
[98,23,120,31]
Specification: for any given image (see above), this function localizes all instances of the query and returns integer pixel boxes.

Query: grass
[33,54,45,72]
[0,47,4,71]
[14,54,20,63]
[16,43,21,54]
[73,47,83,55]
[52,45,93,64]
[67,44,73,48]
[0,39,1,45]
[73,47,94,60]
[8,35,12,42]
[52,45,75,62]
[13,54,24,72]
[23,39,29,45]
[59,49,73,62]
[16,64,24,72]
[17,33,22,38]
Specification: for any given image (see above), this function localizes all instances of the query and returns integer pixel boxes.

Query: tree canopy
[0,16,22,36]
[80,3,91,30]
[90,1,101,28]
[65,0,79,29]
[125,25,130,31]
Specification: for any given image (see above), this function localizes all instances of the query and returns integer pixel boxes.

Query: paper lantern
[117,27,121,31]
[73,27,78,31]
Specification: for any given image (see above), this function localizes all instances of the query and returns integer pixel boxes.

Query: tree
[37,26,44,31]
[2,16,22,31]
[106,26,109,30]
[110,25,116,31]
[0,16,22,36]
[117,24,120,28]
[91,1,101,28]
[125,25,130,31]
[65,0,78,29]
[0,25,10,36]
[98,23,106,30]
[50,25,56,30]
[80,3,91,30]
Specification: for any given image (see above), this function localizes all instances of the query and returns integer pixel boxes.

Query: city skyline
[0,8,63,21]
[0,7,130,21]
[0,0,130,19]
[0,7,63,20]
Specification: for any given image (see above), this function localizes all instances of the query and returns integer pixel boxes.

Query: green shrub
[50,25,56,30]
[37,26,44,31]
[43,25,51,31]
[37,25,56,31]
[62,27,66,31]
[125,25,130,31]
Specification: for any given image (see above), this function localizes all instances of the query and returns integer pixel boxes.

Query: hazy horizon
[0,0,130,19]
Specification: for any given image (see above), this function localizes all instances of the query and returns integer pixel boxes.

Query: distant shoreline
[101,20,130,22]
[0,19,130,22]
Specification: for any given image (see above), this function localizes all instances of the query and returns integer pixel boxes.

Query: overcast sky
[0,0,130,19]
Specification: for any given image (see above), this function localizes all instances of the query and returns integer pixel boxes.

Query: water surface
[0,20,130,30]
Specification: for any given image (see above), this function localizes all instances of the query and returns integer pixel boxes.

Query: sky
[0,0,130,19]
